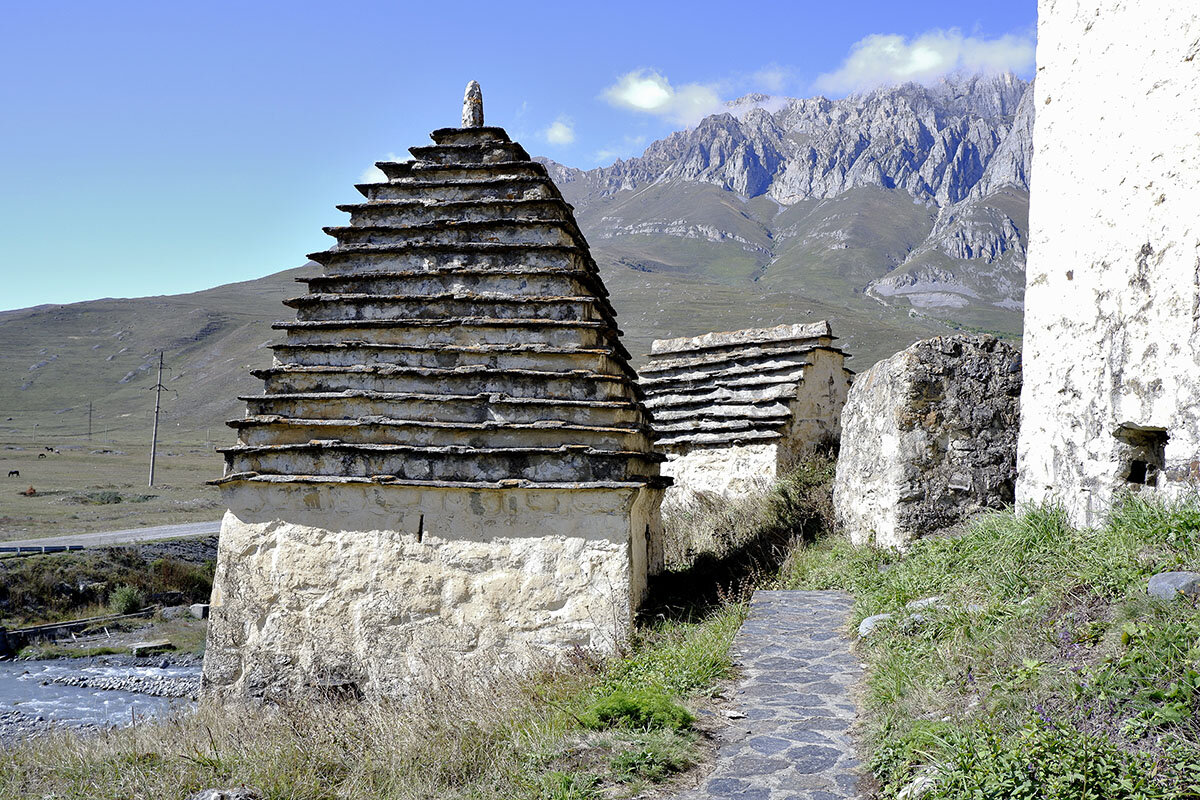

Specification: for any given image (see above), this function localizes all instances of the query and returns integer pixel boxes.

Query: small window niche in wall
[1114,424,1169,488]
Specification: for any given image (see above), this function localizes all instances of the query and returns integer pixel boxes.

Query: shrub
[107,584,145,615]
[582,688,694,732]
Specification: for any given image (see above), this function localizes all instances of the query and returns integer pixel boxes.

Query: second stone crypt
[202,84,669,702]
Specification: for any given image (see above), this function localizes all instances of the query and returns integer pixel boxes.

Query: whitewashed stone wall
[1018,1,1200,525]
[203,482,662,702]
[835,335,1021,548]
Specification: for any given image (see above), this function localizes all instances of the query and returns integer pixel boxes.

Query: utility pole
[148,352,165,487]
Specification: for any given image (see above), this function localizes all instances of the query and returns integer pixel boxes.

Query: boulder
[834,335,1021,549]
[160,605,191,621]
[1147,571,1200,600]
[189,603,210,620]
[858,613,894,638]
[185,790,260,800]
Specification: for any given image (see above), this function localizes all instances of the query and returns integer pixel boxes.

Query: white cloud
[543,116,575,145]
[601,69,724,126]
[359,152,407,184]
[752,66,791,94]
[593,135,648,165]
[815,29,1035,94]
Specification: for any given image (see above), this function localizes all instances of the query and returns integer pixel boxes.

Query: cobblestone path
[679,590,864,800]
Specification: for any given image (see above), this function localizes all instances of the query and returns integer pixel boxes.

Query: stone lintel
[650,321,834,356]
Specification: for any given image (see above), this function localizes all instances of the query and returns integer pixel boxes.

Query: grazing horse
[37,453,46,459]
[6,470,17,478]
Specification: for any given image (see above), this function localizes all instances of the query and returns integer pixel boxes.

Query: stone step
[639,358,812,388]
[642,369,808,397]
[267,342,629,378]
[306,243,593,281]
[429,126,511,146]
[337,198,573,228]
[213,473,667,491]
[274,317,624,355]
[220,442,664,484]
[241,390,646,428]
[358,176,556,203]
[231,416,651,451]
[285,293,604,324]
[407,141,530,165]
[651,321,835,356]
[644,383,797,410]
[379,160,545,183]
[298,268,599,300]
[651,414,793,435]
[252,364,639,402]
[324,220,582,249]
[640,339,835,375]
[656,429,784,448]
[648,400,794,423]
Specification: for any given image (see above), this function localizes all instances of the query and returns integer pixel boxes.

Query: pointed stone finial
[462,81,484,128]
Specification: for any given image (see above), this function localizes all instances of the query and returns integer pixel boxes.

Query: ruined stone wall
[204,482,662,701]
[1017,1,1200,525]
[835,335,1020,548]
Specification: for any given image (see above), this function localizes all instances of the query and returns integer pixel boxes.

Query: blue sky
[0,0,1035,311]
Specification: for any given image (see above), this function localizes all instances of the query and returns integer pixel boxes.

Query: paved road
[0,520,221,549]
[677,590,864,800]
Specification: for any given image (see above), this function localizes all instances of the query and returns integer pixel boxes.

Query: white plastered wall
[202,482,661,702]
[1017,0,1200,525]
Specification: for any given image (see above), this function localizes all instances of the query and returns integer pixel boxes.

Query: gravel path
[677,590,864,800]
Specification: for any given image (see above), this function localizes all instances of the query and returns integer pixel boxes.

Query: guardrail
[0,607,156,657]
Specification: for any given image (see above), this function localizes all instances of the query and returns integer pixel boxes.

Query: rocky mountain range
[542,71,1033,324]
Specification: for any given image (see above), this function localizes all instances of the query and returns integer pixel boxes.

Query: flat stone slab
[675,590,863,800]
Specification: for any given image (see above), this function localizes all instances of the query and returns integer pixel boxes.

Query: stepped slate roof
[216,104,664,489]
[641,322,850,449]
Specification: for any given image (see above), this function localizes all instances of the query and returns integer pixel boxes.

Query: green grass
[780,494,1200,798]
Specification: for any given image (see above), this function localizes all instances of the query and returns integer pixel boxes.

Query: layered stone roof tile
[641,321,851,449]
[217,117,662,489]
